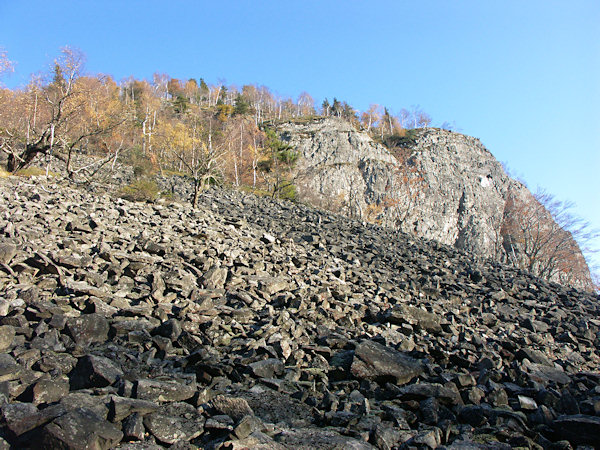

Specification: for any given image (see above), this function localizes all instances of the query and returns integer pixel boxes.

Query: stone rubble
[0,175,599,449]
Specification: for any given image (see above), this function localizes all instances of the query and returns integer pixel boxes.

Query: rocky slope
[0,175,599,449]
[275,118,590,289]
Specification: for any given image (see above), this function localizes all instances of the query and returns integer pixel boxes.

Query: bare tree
[0,48,14,81]
[159,114,225,207]
[1,47,126,175]
[501,186,597,290]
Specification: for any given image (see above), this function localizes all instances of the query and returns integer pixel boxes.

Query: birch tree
[1,47,126,175]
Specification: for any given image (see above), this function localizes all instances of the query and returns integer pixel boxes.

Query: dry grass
[0,165,59,178]
[15,167,48,177]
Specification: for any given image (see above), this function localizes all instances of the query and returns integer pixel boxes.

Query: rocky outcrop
[276,118,519,258]
[276,118,397,217]
[0,176,599,448]
[274,118,591,289]
[392,129,516,256]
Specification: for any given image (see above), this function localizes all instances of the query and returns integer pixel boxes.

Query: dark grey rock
[110,395,159,422]
[553,414,600,447]
[136,378,196,403]
[351,340,424,385]
[249,358,285,378]
[0,325,15,352]
[60,392,110,419]
[201,266,228,290]
[69,355,123,390]
[516,348,553,366]
[66,314,109,347]
[143,402,205,444]
[151,318,182,341]
[232,414,264,440]
[458,405,488,427]
[0,353,21,383]
[384,304,442,333]
[373,422,404,450]
[2,402,43,436]
[32,377,70,404]
[122,413,145,441]
[42,407,123,450]
[394,382,463,405]
[274,427,376,449]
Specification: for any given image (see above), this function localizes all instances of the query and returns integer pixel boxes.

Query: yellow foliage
[216,104,234,122]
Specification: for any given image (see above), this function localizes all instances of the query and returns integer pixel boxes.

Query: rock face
[275,118,590,287]
[389,128,514,256]
[276,118,397,218]
[0,176,599,448]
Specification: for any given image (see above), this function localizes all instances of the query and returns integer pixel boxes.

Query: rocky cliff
[275,118,591,289]
[0,176,599,448]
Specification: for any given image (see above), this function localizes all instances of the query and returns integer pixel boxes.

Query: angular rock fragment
[259,277,289,296]
[69,355,123,390]
[151,318,182,340]
[238,387,315,427]
[0,325,15,352]
[2,402,54,436]
[232,414,264,440]
[32,377,70,405]
[136,378,196,402]
[522,360,571,386]
[395,382,463,406]
[384,304,442,333]
[351,340,424,385]
[0,241,17,265]
[66,314,109,347]
[60,392,110,419]
[122,413,145,441]
[0,354,22,383]
[110,396,159,422]
[553,414,600,447]
[42,407,123,450]
[274,428,376,449]
[201,266,228,290]
[143,402,205,444]
[249,358,284,378]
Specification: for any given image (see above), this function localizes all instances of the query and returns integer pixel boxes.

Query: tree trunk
[7,143,50,173]
[192,179,200,208]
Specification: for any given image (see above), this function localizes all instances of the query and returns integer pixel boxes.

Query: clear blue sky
[2,1,599,267]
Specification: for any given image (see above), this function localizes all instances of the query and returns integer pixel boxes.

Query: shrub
[276,180,297,201]
[119,178,159,202]
[127,148,155,178]
[383,129,418,149]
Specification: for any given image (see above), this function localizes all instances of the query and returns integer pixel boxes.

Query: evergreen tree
[233,93,252,115]
[321,98,330,116]
[331,98,342,117]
